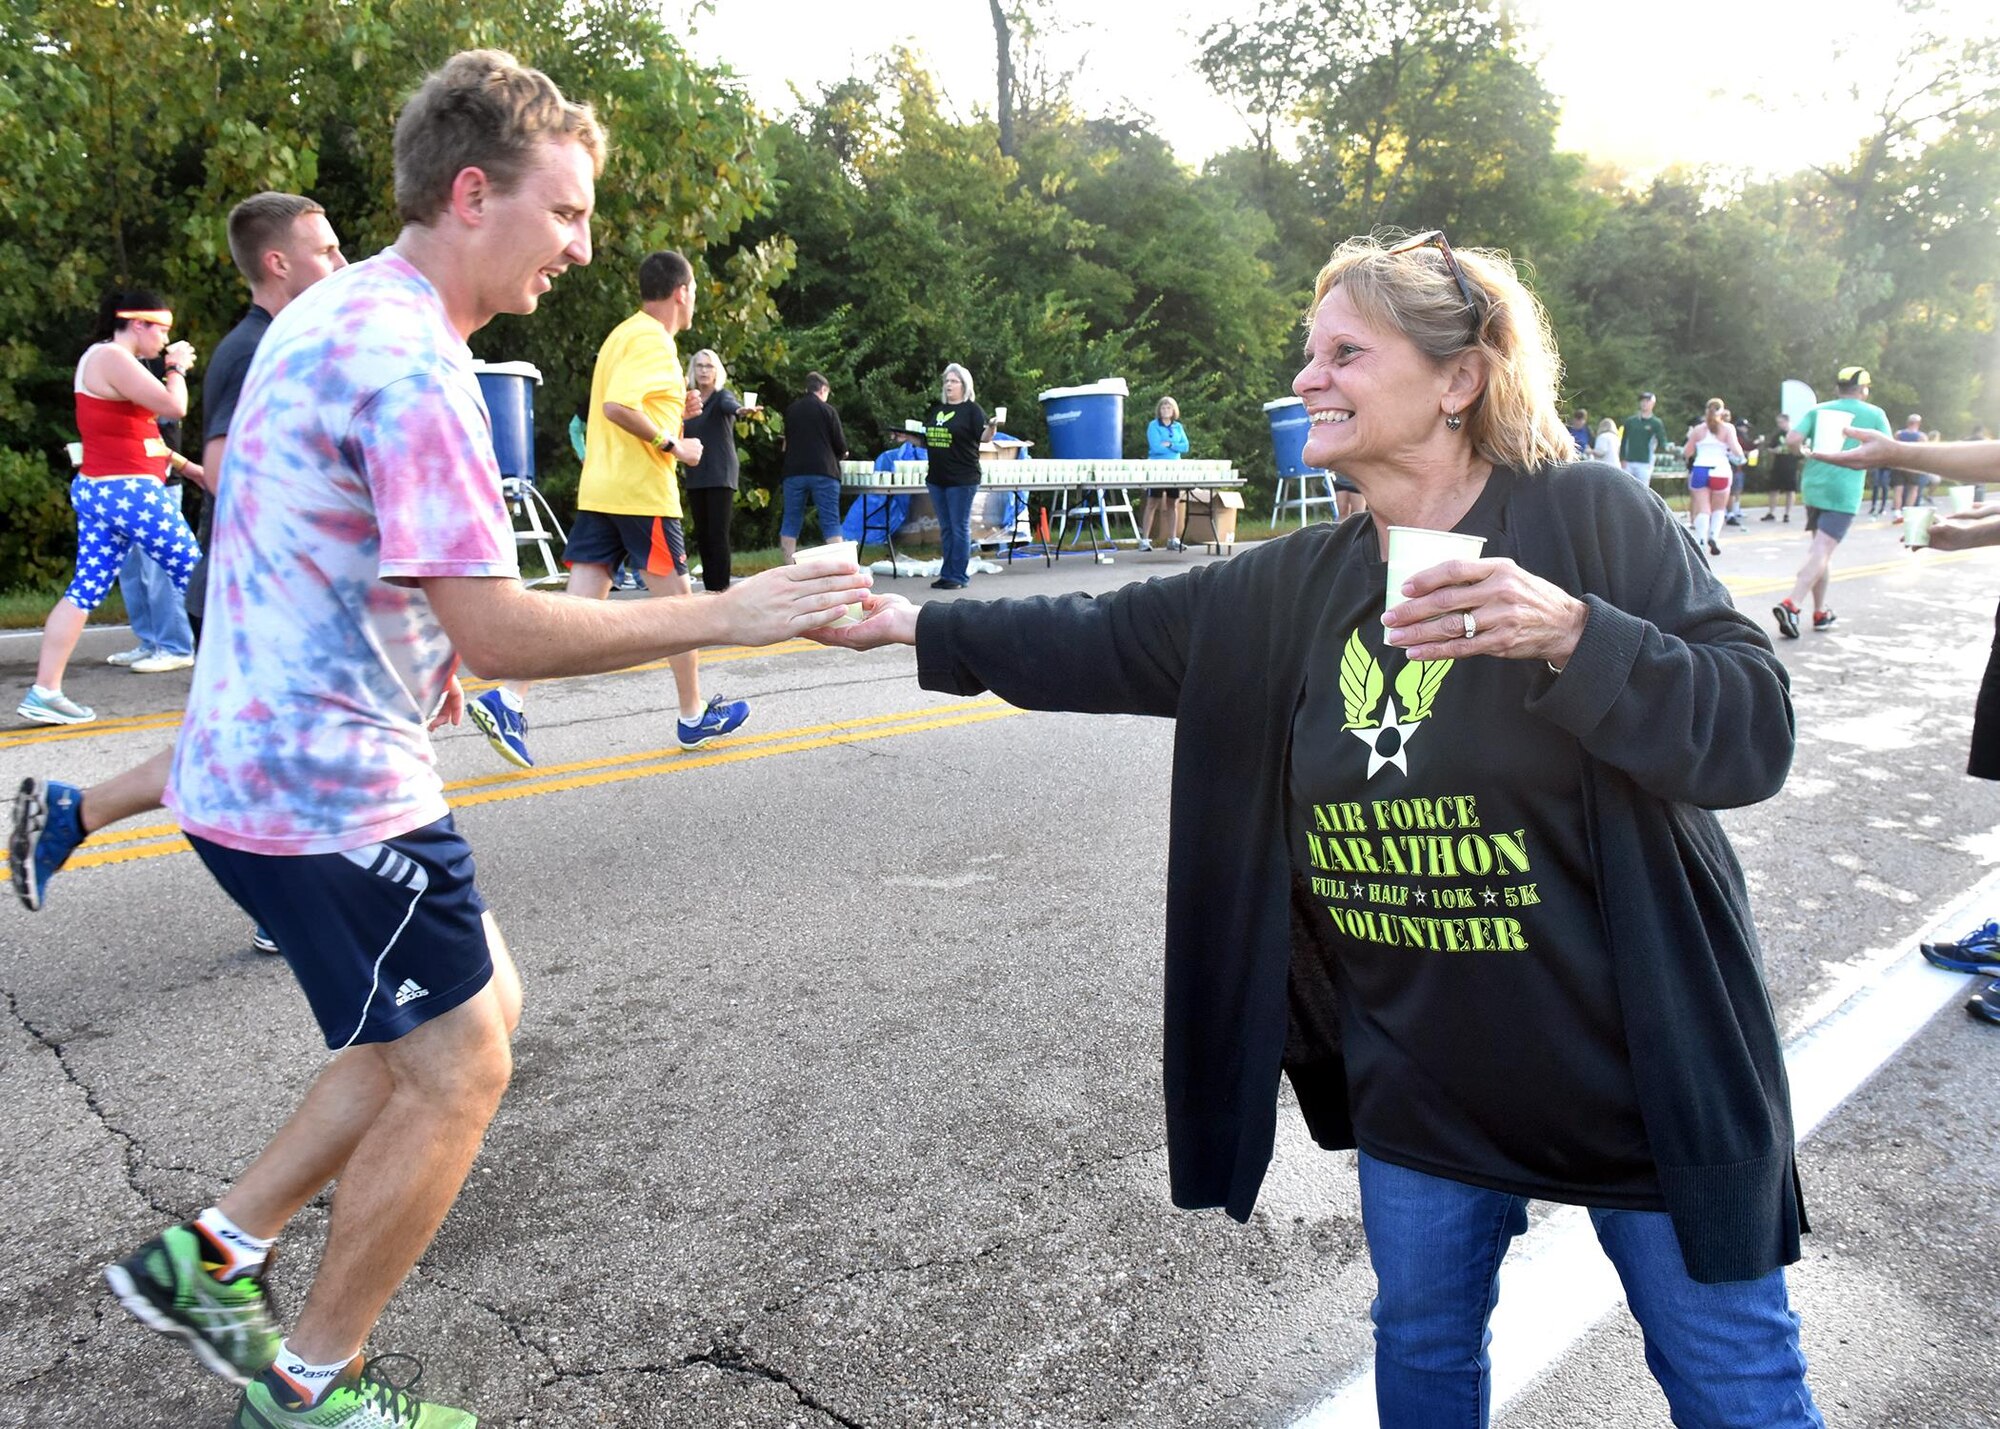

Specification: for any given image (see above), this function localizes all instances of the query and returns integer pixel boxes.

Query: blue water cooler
[1039,379,1134,551]
[471,360,566,585]
[1262,395,1338,526]
[1038,379,1129,459]
[473,360,542,480]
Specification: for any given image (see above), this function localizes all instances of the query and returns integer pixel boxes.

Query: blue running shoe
[467,688,533,769]
[17,685,95,726]
[1921,920,2000,975]
[11,777,85,912]
[677,695,751,750]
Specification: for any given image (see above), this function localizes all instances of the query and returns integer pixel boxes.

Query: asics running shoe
[104,1223,281,1385]
[237,1352,474,1427]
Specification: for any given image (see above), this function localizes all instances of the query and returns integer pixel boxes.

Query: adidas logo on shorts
[394,978,430,1006]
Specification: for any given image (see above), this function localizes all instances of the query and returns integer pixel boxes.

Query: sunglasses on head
[1385,230,1483,326]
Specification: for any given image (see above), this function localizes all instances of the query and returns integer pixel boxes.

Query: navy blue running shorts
[1803,505,1854,542]
[189,816,493,1050]
[565,509,687,577]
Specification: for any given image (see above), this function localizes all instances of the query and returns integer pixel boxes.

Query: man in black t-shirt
[11,193,345,920]
[778,373,849,561]
[1758,414,1801,521]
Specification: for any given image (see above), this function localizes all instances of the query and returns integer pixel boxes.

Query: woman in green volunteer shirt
[818,233,1818,1428]
[924,362,995,590]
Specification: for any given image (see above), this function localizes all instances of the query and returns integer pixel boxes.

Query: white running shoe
[106,646,154,666]
[129,652,195,673]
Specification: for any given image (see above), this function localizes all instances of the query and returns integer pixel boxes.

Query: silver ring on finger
[1461,610,1477,640]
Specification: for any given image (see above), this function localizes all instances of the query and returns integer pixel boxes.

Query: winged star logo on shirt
[1340,628,1455,779]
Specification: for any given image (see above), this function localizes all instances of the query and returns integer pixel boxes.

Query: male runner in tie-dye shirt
[105,51,870,1429]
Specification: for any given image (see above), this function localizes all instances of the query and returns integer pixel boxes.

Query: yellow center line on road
[0,710,182,750]
[46,698,1023,875]
[0,638,833,751]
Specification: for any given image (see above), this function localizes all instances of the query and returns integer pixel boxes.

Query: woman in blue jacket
[1140,396,1190,552]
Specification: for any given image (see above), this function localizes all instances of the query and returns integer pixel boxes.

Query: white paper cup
[741,390,758,410]
[1385,527,1487,609]
[993,405,1007,424]
[1900,507,1934,547]
[793,540,865,625]
[1813,411,1851,457]
[1947,485,1976,514]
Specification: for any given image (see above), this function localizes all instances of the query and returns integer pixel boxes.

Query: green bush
[0,447,74,591]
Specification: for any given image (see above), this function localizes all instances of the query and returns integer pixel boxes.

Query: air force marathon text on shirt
[1286,468,1659,1208]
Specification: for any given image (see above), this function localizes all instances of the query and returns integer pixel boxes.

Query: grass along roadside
[0,587,125,631]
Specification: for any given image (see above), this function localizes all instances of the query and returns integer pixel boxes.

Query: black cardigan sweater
[914,461,1807,1284]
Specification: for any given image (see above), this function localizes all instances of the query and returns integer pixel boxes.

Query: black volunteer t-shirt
[924,400,987,486]
[1286,469,1663,1209]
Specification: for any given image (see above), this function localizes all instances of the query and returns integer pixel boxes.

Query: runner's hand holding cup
[720,549,873,644]
[164,340,197,375]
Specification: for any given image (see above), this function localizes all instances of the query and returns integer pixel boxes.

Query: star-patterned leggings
[64,475,202,612]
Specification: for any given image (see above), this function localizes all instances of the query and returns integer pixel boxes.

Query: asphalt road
[1,507,1996,1428]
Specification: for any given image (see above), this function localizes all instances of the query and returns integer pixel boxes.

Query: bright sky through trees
[687,0,1994,179]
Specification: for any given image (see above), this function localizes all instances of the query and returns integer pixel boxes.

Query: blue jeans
[929,482,977,584]
[120,542,194,657]
[1357,1152,1822,1429]
[780,475,841,542]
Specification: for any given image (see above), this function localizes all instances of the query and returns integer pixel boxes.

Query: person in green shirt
[1618,392,1667,483]
[1770,365,1892,638]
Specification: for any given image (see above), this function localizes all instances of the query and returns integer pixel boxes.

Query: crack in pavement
[427,1274,863,1427]
[3,987,217,1218]
[680,1334,867,1428]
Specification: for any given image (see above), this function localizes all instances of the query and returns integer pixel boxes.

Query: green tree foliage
[722,49,1296,541]
[2,0,1992,589]
[1197,0,1997,438]
[0,0,784,583]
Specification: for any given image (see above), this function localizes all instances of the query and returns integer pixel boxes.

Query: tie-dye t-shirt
[166,251,519,855]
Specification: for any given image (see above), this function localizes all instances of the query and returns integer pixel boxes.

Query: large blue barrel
[1264,396,1314,476]
[473,360,543,481]
[1038,379,1129,460]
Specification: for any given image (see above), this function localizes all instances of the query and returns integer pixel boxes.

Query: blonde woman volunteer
[819,232,1817,1428]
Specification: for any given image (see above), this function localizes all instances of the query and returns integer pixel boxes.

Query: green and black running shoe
[103,1223,281,1385]
[236,1353,476,1427]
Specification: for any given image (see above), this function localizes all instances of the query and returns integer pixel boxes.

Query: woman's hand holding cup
[1382,556,1589,668]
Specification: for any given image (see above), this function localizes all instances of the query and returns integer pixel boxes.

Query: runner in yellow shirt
[468,251,749,764]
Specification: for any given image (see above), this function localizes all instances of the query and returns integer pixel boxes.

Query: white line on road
[1288,869,2000,1429]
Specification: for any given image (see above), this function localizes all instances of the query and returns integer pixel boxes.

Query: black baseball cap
[1639,391,1655,400]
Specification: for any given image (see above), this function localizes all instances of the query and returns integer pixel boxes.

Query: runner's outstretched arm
[423,555,868,681]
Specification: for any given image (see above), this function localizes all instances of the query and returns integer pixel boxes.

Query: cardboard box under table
[1180,487,1244,552]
